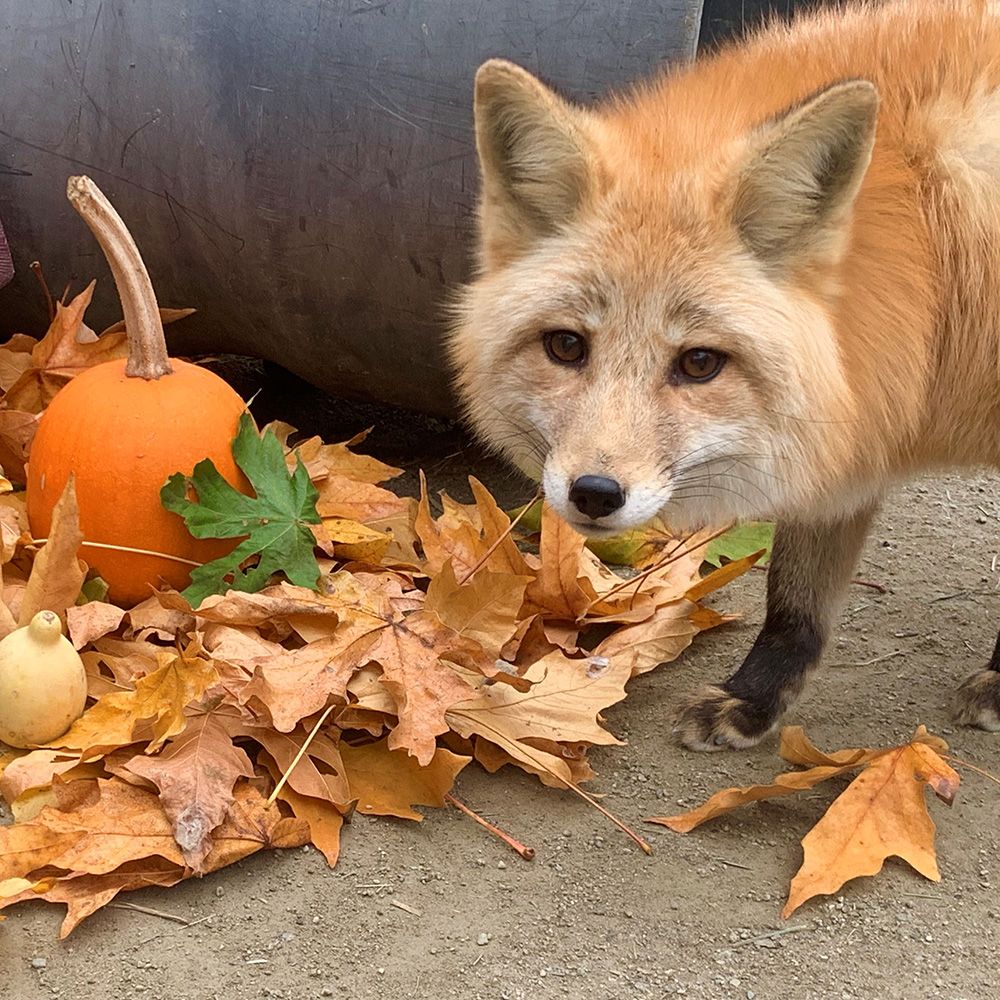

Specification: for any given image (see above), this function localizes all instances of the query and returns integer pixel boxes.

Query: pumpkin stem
[66,176,173,380]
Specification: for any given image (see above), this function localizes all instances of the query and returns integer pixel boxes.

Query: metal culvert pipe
[0,1,703,414]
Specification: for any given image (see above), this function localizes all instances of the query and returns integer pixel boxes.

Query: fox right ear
[733,80,879,270]
[474,60,594,259]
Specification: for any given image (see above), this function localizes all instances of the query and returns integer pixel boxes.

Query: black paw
[673,685,780,752]
[953,669,1000,731]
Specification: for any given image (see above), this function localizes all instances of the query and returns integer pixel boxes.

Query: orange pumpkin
[27,177,249,606]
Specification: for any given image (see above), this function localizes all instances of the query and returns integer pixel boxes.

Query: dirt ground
[2,381,998,1000]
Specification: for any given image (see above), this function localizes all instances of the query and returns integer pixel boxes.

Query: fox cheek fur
[449,2,1000,749]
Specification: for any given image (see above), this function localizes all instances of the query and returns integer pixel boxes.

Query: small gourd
[0,611,87,748]
[26,176,248,606]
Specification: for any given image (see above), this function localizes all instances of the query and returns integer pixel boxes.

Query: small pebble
[477,933,490,946]
[31,958,47,970]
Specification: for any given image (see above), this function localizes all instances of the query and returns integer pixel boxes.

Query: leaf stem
[579,523,732,618]
[66,175,172,380]
[945,754,1000,787]
[457,487,542,586]
[445,793,536,860]
[266,705,335,807]
[29,537,203,569]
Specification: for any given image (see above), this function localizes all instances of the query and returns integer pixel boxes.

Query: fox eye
[676,348,726,382]
[543,330,588,366]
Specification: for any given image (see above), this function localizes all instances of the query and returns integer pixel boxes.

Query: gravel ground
[2,376,998,1000]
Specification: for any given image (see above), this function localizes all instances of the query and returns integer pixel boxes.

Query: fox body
[449,1,1000,749]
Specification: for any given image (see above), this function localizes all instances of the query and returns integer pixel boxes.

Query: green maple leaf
[161,413,321,607]
[704,521,774,569]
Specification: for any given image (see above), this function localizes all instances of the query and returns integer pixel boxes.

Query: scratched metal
[0,0,702,414]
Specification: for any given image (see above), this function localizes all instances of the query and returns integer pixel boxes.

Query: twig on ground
[827,650,904,669]
[730,924,814,948]
[110,902,194,924]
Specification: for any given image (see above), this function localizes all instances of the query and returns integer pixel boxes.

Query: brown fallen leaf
[251,727,352,808]
[341,738,470,821]
[0,858,184,939]
[19,476,85,626]
[595,599,702,678]
[783,739,959,916]
[0,749,84,803]
[67,601,126,650]
[240,635,373,733]
[123,713,254,871]
[650,726,960,916]
[0,409,39,483]
[363,613,478,766]
[522,504,592,620]
[291,431,402,486]
[3,283,127,413]
[0,782,306,937]
[315,474,410,523]
[424,560,530,659]
[273,781,344,866]
[46,647,218,756]
[448,650,629,787]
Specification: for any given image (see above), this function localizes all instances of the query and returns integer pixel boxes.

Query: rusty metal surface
[0,0,702,414]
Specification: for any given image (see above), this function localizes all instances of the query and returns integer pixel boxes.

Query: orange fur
[450,0,1000,537]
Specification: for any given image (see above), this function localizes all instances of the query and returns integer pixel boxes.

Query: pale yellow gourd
[0,611,87,748]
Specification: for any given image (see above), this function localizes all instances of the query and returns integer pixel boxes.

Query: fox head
[449,60,880,535]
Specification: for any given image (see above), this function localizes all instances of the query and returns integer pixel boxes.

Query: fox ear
[474,60,594,258]
[733,81,878,268]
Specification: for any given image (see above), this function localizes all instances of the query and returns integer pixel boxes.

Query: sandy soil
[2,387,998,1000]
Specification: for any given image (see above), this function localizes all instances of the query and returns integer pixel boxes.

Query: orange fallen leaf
[651,726,960,916]
[45,646,218,756]
[341,738,470,821]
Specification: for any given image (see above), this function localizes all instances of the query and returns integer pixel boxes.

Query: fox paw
[673,685,778,752]
[953,670,1000,731]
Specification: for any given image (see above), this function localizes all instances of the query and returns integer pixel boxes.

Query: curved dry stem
[66,175,172,379]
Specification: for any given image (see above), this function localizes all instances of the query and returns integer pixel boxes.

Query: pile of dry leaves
[0,282,751,936]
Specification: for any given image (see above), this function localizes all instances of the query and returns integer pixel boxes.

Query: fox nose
[568,475,626,520]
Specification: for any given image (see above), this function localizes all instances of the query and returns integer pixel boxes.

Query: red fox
[448,0,1000,750]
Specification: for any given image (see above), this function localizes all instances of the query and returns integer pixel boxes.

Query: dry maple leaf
[18,475,85,626]
[67,601,126,650]
[341,738,470,821]
[3,283,127,412]
[239,635,372,733]
[415,474,532,579]
[424,560,530,659]
[0,409,39,483]
[46,646,218,756]
[650,726,960,916]
[123,713,254,871]
[0,782,306,937]
[363,613,479,766]
[595,600,729,678]
[447,650,630,787]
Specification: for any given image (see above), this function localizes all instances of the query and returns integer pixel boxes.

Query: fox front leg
[674,505,878,751]
[953,631,1000,731]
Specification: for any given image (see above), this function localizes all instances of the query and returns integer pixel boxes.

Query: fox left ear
[733,80,879,269]
[474,60,596,264]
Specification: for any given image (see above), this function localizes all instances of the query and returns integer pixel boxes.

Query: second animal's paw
[953,669,1000,731]
[673,685,778,752]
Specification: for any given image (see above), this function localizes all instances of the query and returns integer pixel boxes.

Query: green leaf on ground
[161,413,321,607]
[704,522,774,569]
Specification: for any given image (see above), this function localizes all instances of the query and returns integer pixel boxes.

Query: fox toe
[953,669,1000,731]
[673,684,779,752]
